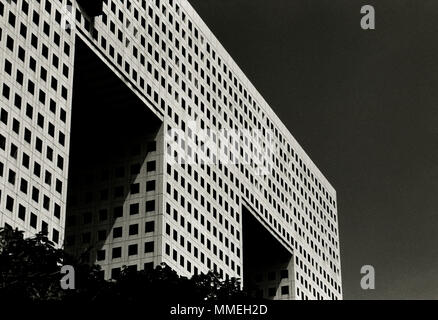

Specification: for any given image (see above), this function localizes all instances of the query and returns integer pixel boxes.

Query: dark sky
[188,0,438,299]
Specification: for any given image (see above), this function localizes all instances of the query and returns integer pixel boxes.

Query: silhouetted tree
[0,228,65,301]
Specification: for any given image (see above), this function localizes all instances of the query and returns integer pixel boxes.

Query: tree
[0,228,65,301]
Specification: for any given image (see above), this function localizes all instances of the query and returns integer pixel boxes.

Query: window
[112,247,122,259]
[0,134,5,150]
[268,272,276,281]
[268,288,276,297]
[114,186,124,198]
[98,230,107,241]
[32,187,39,202]
[55,179,62,194]
[82,232,91,244]
[147,141,156,152]
[146,200,155,212]
[115,166,124,178]
[130,203,139,215]
[130,183,140,194]
[281,270,289,279]
[111,268,121,279]
[145,221,155,233]
[97,250,106,261]
[113,227,123,238]
[146,160,156,172]
[18,205,26,221]
[281,286,290,295]
[113,206,123,218]
[30,213,37,228]
[99,209,108,221]
[54,204,61,219]
[52,229,59,244]
[129,224,139,235]
[128,244,138,256]
[144,241,154,253]
[144,262,154,271]
[8,169,16,185]
[131,163,141,175]
[44,171,52,185]
[0,108,8,124]
[146,180,155,191]
[83,212,92,224]
[41,221,48,235]
[43,195,50,210]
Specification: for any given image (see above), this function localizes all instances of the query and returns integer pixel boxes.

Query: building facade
[0,0,342,300]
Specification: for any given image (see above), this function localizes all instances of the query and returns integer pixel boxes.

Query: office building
[0,0,342,299]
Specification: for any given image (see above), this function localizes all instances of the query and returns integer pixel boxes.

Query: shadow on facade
[65,38,162,278]
[242,205,295,300]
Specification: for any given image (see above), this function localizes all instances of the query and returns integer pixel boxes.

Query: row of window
[96,240,155,261]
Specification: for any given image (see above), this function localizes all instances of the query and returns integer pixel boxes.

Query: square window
[32,187,39,202]
[83,212,92,224]
[82,232,91,244]
[146,200,155,212]
[129,224,139,235]
[130,203,139,215]
[111,268,121,279]
[112,247,122,259]
[114,186,124,198]
[113,206,123,218]
[41,221,48,235]
[113,227,123,238]
[54,204,61,219]
[146,160,156,172]
[144,262,154,271]
[115,166,125,178]
[280,270,289,279]
[97,250,106,261]
[144,241,154,253]
[99,209,108,221]
[55,179,62,193]
[30,213,37,228]
[100,189,109,200]
[145,221,155,233]
[52,229,59,244]
[65,235,75,247]
[268,288,276,297]
[130,183,140,194]
[268,272,276,281]
[281,285,290,295]
[8,169,16,185]
[130,163,141,175]
[0,134,5,150]
[10,144,18,159]
[146,180,155,192]
[147,141,156,152]
[128,244,138,256]
[98,230,107,241]
[0,108,8,124]
[18,205,26,221]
